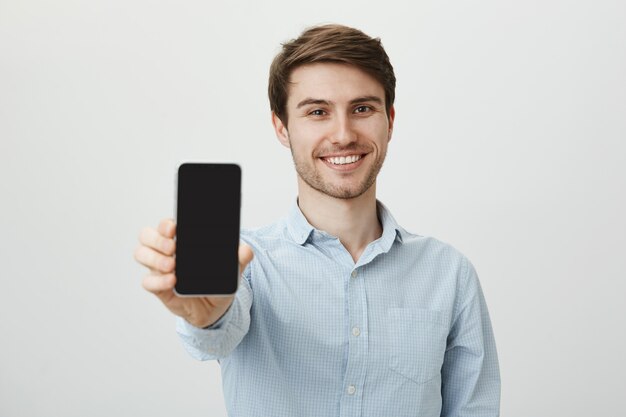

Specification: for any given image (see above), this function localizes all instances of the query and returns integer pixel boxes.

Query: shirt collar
[376,199,406,250]
[286,198,316,245]
[286,197,407,247]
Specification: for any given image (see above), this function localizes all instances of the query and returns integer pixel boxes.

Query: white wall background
[1,0,625,416]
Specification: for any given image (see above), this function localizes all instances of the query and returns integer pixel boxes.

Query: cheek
[356,120,389,146]
[355,114,388,131]
[290,125,325,149]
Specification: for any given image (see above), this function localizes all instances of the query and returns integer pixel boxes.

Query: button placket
[340,265,367,416]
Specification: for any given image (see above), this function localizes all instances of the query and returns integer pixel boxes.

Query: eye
[354,105,371,114]
[309,109,327,116]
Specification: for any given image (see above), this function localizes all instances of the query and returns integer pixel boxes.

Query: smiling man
[135,24,500,417]
[273,62,393,262]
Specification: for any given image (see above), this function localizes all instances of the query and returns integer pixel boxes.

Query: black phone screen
[175,163,241,296]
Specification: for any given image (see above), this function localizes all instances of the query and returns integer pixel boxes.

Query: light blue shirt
[176,200,500,417]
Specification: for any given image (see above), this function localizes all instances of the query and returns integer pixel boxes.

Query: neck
[297,180,382,263]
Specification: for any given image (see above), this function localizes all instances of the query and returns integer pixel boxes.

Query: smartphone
[174,163,241,296]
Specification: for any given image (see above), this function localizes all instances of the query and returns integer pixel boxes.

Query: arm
[441,258,501,417]
[176,269,253,360]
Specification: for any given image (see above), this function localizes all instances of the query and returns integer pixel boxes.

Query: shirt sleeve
[175,269,253,361]
[441,258,501,417]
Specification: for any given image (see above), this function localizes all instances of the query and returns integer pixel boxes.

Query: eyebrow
[296,98,331,109]
[296,95,383,109]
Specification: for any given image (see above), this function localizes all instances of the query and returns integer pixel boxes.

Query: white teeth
[326,155,362,165]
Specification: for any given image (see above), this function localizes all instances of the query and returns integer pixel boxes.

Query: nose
[329,114,357,145]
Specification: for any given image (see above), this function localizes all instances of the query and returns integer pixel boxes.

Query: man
[134,24,500,417]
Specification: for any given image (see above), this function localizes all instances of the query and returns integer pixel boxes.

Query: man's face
[273,63,395,200]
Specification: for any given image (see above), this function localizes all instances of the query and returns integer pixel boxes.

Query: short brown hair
[268,24,396,125]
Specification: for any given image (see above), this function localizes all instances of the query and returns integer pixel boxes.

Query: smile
[323,155,363,165]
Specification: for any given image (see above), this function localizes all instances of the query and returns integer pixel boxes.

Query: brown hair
[268,24,396,126]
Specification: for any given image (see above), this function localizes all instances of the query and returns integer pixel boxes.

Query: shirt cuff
[203,303,234,329]
[177,301,235,335]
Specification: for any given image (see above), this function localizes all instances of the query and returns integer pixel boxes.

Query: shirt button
[347,385,356,395]
[351,270,358,279]
[352,326,361,337]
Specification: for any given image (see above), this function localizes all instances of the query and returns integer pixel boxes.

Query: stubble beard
[290,145,387,200]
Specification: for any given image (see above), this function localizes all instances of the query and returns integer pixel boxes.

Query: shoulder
[397,231,480,293]
[399,233,484,316]
[239,216,297,257]
[399,231,472,269]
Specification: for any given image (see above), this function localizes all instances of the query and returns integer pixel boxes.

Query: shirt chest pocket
[386,308,449,385]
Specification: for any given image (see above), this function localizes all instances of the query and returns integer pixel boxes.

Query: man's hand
[134,219,254,328]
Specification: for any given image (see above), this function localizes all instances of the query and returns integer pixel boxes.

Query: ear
[387,106,396,143]
[272,112,290,148]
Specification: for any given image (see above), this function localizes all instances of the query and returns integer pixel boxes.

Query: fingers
[134,245,175,273]
[157,218,176,239]
[142,273,176,295]
[238,243,254,273]
[139,225,176,256]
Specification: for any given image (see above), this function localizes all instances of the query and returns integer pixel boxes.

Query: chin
[319,182,373,200]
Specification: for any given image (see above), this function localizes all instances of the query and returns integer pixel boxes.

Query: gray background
[1,0,625,416]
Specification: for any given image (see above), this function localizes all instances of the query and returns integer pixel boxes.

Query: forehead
[286,63,385,106]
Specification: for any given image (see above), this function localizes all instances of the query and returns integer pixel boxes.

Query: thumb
[238,242,254,273]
